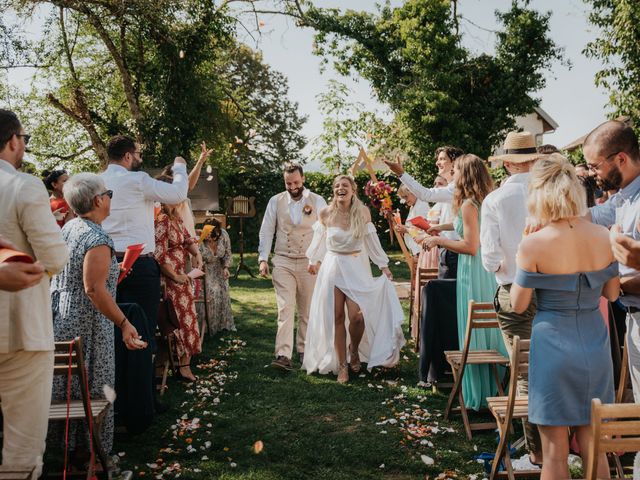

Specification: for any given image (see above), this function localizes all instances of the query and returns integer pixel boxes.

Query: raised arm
[141,159,189,204]
[188,142,213,191]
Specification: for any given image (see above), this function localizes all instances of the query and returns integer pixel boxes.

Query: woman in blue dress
[424,154,506,409]
[511,154,619,479]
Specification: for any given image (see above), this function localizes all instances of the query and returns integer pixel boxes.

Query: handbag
[157,288,180,336]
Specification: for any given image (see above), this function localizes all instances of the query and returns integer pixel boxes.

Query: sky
[6,1,612,171]
[247,0,611,169]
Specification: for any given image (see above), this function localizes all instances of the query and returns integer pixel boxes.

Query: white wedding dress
[302,221,406,375]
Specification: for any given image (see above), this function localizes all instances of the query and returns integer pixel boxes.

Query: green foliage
[584,0,640,126]
[0,0,306,174]
[302,0,564,183]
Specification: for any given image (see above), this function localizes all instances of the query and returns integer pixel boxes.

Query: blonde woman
[303,175,405,383]
[510,154,619,480]
[423,154,505,409]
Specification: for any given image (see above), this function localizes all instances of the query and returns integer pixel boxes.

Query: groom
[258,163,327,371]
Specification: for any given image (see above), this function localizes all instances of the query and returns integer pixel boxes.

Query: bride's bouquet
[364,180,393,214]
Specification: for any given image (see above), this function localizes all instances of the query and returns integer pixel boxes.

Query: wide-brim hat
[489,131,545,167]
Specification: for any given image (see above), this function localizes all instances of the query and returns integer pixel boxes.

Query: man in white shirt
[481,131,544,464]
[385,146,463,279]
[101,135,188,411]
[0,109,69,477]
[258,164,327,371]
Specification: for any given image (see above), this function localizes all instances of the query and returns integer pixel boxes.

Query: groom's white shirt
[258,188,327,263]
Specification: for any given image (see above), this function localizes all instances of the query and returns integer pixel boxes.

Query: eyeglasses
[587,151,619,172]
[16,134,31,145]
[97,190,113,199]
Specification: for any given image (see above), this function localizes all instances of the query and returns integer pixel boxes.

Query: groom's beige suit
[259,189,327,359]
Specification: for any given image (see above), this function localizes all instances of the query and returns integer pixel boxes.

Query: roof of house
[562,116,632,152]
[534,106,559,133]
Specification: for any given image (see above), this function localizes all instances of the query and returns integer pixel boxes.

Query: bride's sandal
[337,362,349,384]
[349,345,361,373]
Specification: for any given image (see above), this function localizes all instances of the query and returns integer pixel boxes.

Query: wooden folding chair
[444,301,509,439]
[487,336,538,479]
[49,337,111,479]
[156,331,179,396]
[584,399,640,480]
[410,266,439,350]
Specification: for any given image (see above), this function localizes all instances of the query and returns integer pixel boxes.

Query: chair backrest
[53,337,84,378]
[460,301,499,359]
[504,336,530,418]
[417,267,438,288]
[586,399,640,480]
[53,337,94,421]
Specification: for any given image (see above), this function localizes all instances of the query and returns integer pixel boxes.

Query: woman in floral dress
[154,175,202,382]
[198,218,235,334]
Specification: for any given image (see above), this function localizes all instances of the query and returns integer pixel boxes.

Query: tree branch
[29,144,93,160]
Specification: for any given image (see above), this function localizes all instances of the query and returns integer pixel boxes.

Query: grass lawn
[111,253,511,479]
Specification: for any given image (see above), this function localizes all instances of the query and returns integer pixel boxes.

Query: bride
[303,175,405,383]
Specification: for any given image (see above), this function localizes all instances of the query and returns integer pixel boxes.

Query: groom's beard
[131,158,143,172]
[288,186,304,200]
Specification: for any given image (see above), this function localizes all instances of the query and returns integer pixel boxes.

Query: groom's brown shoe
[271,356,293,372]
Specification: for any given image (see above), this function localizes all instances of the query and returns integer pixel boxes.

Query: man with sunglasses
[0,109,69,477]
[585,120,640,406]
[100,135,188,417]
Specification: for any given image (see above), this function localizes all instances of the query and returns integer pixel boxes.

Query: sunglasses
[16,134,31,145]
[97,190,113,199]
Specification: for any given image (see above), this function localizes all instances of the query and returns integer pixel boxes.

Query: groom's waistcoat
[274,191,319,259]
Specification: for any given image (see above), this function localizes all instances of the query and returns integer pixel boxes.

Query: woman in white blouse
[303,175,406,383]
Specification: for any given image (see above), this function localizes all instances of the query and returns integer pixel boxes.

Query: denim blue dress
[514,262,618,426]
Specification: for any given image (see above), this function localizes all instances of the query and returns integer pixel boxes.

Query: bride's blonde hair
[327,175,367,238]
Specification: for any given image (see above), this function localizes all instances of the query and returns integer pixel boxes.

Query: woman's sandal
[349,345,361,373]
[337,362,349,384]
[175,364,198,383]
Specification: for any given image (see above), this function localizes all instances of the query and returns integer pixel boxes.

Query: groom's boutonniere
[303,204,313,216]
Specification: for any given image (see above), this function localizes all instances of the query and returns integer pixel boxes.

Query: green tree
[583,0,640,125]
[294,0,563,184]
[0,0,306,173]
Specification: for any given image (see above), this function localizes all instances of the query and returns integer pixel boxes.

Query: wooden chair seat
[445,350,509,365]
[444,301,507,440]
[487,396,529,421]
[49,399,111,421]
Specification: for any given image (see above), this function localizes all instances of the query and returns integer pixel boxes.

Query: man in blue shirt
[585,120,640,403]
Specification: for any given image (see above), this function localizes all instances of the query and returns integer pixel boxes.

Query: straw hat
[489,131,545,167]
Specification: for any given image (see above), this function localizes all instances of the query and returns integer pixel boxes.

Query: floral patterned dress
[154,213,201,357]
[50,217,118,454]
[198,229,235,334]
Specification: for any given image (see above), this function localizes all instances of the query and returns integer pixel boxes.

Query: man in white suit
[0,109,69,477]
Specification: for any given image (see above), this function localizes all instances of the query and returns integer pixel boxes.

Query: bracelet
[119,317,128,328]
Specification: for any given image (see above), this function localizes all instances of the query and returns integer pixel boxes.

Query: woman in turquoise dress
[424,154,506,410]
[511,155,619,479]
